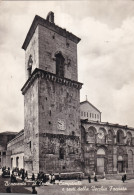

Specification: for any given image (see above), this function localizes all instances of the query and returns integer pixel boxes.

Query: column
[113,147,117,173]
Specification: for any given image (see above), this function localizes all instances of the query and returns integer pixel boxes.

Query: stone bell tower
[21,12,83,174]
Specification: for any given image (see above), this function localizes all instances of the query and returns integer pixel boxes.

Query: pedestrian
[122,175,125,183]
[124,174,127,181]
[58,173,61,182]
[88,175,91,183]
[22,170,25,182]
[42,173,47,183]
[52,174,55,184]
[32,186,37,194]
[6,186,11,193]
[94,175,97,182]
[36,179,40,186]
[25,171,28,179]
[32,173,35,181]
[49,173,52,183]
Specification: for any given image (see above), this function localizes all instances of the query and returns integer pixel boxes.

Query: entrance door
[118,161,123,172]
[97,158,104,174]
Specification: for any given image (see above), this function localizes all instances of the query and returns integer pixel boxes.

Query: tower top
[22,12,81,50]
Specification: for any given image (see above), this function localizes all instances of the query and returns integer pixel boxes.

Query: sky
[0,0,134,132]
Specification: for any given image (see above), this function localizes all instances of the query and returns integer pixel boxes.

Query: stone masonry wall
[39,133,81,173]
[7,133,24,155]
[38,25,78,81]
[38,76,82,173]
[25,26,39,80]
[24,78,39,174]
[38,77,81,136]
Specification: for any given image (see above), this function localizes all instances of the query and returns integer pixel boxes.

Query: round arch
[81,126,86,143]
[97,148,106,155]
[88,126,97,134]
[107,129,114,144]
[117,129,124,144]
[97,128,106,144]
[86,126,96,143]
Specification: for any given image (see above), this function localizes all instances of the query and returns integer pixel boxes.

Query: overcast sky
[0,0,134,132]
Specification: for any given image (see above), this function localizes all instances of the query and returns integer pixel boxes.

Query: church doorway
[118,161,123,172]
[97,148,105,174]
[97,157,104,174]
[117,156,124,173]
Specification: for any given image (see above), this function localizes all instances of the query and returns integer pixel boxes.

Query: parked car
[2,169,10,178]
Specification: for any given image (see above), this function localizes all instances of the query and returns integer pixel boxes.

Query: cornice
[21,68,83,95]
[81,119,134,131]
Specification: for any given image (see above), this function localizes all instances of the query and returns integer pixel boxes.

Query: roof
[81,119,134,131]
[22,14,81,50]
[15,129,24,137]
[80,100,101,113]
[0,131,18,135]
[7,130,24,145]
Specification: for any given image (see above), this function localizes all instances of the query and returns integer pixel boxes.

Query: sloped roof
[80,100,101,113]
[0,131,18,135]
[22,14,81,50]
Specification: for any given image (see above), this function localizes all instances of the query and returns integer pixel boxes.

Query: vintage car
[2,169,10,178]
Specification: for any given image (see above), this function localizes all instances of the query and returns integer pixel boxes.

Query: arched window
[117,130,124,144]
[27,55,33,78]
[97,128,106,144]
[16,157,19,168]
[86,126,96,143]
[126,132,132,146]
[55,53,65,77]
[108,129,114,144]
[11,158,13,169]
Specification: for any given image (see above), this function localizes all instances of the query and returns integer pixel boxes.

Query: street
[29,179,133,195]
[0,175,134,195]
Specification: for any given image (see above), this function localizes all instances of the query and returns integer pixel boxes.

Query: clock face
[98,130,104,139]
[57,119,66,130]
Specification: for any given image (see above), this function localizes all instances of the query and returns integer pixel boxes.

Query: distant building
[7,130,24,169]
[80,100,101,122]
[0,131,17,168]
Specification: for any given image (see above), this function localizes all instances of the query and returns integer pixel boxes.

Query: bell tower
[22,12,83,174]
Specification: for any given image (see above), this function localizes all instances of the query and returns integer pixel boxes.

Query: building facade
[81,120,134,175]
[80,100,101,122]
[2,12,134,176]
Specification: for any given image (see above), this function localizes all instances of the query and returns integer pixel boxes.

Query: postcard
[0,1,134,194]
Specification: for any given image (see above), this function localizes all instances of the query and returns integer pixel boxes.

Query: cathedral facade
[1,12,134,177]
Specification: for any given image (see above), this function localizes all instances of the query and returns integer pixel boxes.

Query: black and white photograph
[0,0,134,194]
